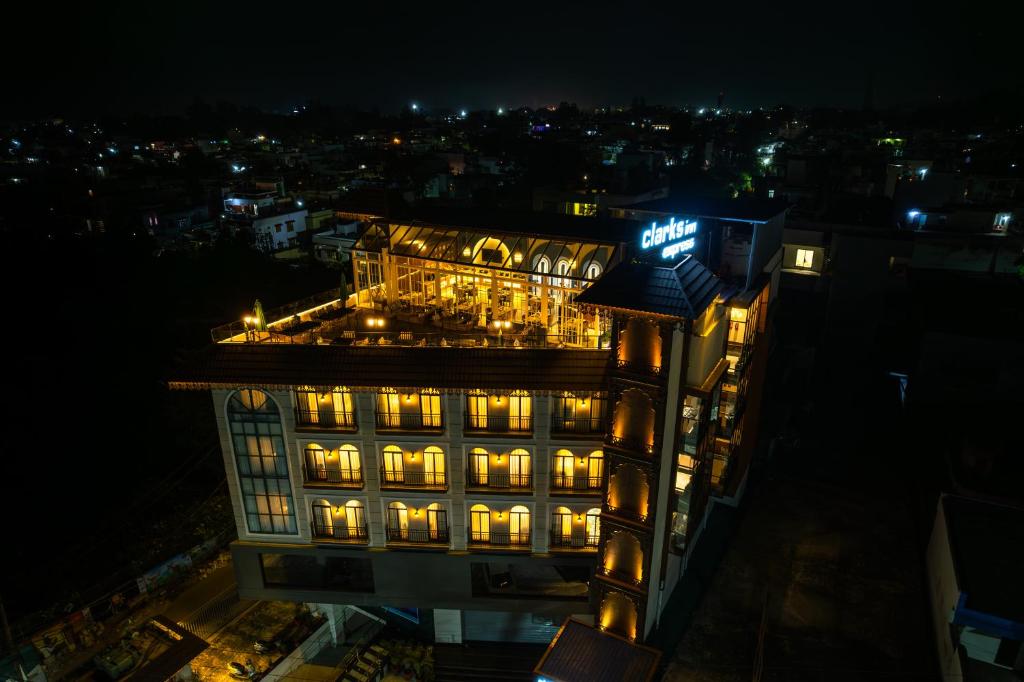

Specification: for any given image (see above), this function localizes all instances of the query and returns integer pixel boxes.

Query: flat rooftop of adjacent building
[943,495,1024,623]
[618,196,790,223]
[534,618,660,682]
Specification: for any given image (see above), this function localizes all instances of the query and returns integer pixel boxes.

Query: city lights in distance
[459,109,467,119]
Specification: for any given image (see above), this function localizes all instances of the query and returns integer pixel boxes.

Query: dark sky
[6,1,1018,117]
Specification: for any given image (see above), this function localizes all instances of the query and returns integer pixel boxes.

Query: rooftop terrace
[211,288,610,350]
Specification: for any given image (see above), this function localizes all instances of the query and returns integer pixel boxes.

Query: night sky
[6,1,1019,116]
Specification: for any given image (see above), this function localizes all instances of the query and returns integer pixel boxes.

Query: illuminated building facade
[172,203,784,647]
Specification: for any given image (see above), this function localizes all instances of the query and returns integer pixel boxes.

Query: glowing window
[795,249,814,269]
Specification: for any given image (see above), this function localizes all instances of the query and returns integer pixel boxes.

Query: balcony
[375,412,444,432]
[386,527,450,545]
[615,358,662,377]
[603,502,648,524]
[310,521,368,543]
[549,532,599,550]
[599,565,645,587]
[463,414,533,435]
[550,415,607,436]
[550,475,603,494]
[605,434,656,455]
[379,469,447,489]
[302,465,363,488]
[294,408,357,431]
[468,530,532,548]
[465,471,533,491]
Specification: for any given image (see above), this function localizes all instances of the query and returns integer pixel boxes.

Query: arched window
[586,508,601,546]
[556,258,572,278]
[470,503,490,542]
[509,505,531,545]
[423,445,445,485]
[336,444,361,483]
[381,445,404,484]
[310,499,333,537]
[586,262,602,280]
[552,505,573,542]
[588,450,604,486]
[425,502,448,541]
[507,448,531,488]
[343,500,366,538]
[468,448,490,486]
[303,443,328,482]
[227,390,296,535]
[387,501,409,540]
[552,449,575,489]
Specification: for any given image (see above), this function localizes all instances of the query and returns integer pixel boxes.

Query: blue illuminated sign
[641,218,698,259]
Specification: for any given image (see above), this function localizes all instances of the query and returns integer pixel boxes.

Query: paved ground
[189,601,308,681]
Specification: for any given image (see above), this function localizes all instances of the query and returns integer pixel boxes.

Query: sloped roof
[534,618,660,682]
[169,344,611,392]
[574,255,722,320]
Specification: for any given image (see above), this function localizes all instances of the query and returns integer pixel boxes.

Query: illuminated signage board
[640,217,698,259]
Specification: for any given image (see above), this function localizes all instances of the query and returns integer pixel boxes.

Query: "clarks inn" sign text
[640,217,698,259]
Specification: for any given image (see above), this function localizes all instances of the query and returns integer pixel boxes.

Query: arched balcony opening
[302,443,362,486]
[550,506,601,549]
[380,444,446,488]
[599,591,639,641]
[385,501,449,545]
[551,449,604,492]
[602,530,644,585]
[606,464,650,521]
[617,317,662,375]
[468,503,531,547]
[610,388,656,453]
[311,499,366,541]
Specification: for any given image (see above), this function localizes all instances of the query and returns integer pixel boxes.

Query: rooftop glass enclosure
[351,221,619,347]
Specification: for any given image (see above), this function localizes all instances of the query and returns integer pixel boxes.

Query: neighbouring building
[170,201,784,659]
[222,188,308,252]
[926,495,1024,679]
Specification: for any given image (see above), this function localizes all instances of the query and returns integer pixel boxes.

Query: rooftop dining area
[212,219,623,350]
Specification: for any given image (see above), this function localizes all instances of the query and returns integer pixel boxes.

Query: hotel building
[171,202,785,651]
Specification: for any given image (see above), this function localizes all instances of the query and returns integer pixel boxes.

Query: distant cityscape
[2,89,1022,682]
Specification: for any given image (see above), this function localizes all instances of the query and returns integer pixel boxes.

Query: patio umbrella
[339,266,350,310]
[253,299,268,331]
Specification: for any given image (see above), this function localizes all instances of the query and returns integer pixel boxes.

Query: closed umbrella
[253,299,268,331]
[339,267,350,310]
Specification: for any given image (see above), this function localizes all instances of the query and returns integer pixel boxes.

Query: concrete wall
[925,497,964,681]
[686,308,726,386]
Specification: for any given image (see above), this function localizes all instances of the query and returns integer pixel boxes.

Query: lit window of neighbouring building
[795,248,814,269]
[227,389,297,535]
